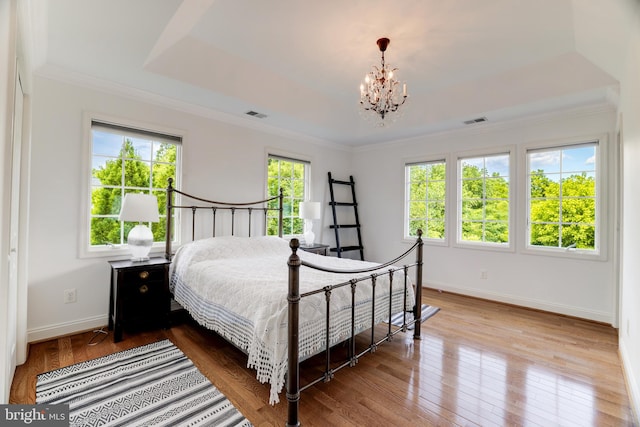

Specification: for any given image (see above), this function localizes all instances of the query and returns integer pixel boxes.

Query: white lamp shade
[119,193,160,223]
[299,201,321,220]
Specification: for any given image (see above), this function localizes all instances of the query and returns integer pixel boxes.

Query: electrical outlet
[480,270,488,280]
[64,288,77,304]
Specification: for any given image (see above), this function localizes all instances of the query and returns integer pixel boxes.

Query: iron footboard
[286,231,423,426]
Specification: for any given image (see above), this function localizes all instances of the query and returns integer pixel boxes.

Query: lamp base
[303,221,315,246]
[127,224,154,261]
[303,230,315,246]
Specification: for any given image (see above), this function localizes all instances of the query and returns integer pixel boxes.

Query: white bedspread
[169,236,415,404]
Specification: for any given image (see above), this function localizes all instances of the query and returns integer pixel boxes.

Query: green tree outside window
[90,127,178,247]
[528,143,597,250]
[406,161,446,239]
[267,156,307,235]
[459,154,510,244]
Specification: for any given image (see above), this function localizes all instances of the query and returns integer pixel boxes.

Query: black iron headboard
[164,177,283,260]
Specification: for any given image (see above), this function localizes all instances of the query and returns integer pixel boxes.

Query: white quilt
[169,236,415,404]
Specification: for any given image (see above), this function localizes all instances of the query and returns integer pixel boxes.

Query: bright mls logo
[1,405,68,426]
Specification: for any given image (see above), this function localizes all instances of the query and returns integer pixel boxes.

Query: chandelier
[359,37,407,125]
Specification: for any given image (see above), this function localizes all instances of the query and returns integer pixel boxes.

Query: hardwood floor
[10,289,637,426]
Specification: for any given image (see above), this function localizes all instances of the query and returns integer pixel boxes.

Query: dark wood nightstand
[108,257,171,342]
[299,243,329,256]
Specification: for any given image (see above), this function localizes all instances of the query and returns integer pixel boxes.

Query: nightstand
[299,243,329,256]
[108,257,171,342]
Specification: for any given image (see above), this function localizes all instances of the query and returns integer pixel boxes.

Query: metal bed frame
[285,237,423,426]
[163,179,424,426]
[164,178,283,255]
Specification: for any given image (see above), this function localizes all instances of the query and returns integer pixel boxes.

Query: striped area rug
[36,340,251,427]
[388,304,440,330]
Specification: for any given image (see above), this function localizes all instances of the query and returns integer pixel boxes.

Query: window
[266,155,309,236]
[88,120,181,252]
[527,142,598,251]
[458,153,510,245]
[405,160,446,240]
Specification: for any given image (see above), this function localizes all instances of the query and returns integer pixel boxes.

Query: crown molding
[35,64,352,153]
[16,0,48,94]
[355,99,617,153]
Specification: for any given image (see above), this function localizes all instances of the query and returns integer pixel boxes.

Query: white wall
[618,0,640,420]
[26,76,351,341]
[353,106,617,323]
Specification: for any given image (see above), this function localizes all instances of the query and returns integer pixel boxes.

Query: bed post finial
[290,237,299,254]
[287,238,301,427]
[414,229,423,341]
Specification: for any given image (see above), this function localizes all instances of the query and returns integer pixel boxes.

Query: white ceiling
[35,0,619,146]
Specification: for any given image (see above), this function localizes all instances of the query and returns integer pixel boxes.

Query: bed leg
[287,239,301,427]
[413,230,423,340]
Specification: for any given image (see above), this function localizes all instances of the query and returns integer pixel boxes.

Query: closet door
[2,65,23,403]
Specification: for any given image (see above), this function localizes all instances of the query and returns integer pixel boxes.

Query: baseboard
[27,315,108,343]
[619,339,640,423]
[426,281,614,324]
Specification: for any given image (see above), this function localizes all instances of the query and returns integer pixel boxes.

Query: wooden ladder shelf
[328,172,364,260]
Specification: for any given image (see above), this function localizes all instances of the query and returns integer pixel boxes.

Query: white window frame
[265,150,311,238]
[403,155,449,246]
[79,113,183,258]
[520,136,605,260]
[455,147,515,252]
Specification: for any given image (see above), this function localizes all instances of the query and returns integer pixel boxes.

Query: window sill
[453,241,515,253]
[79,244,170,260]
[521,246,605,261]
[402,237,447,247]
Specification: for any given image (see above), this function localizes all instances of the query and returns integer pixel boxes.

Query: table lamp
[119,193,160,261]
[299,201,321,246]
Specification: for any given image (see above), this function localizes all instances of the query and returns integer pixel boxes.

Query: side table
[108,257,171,342]
[299,243,330,256]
